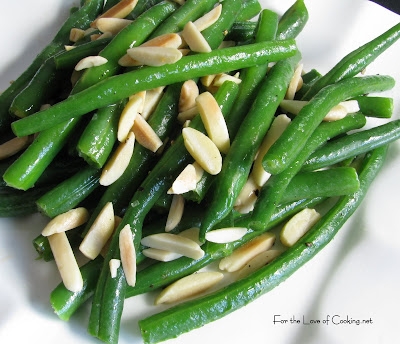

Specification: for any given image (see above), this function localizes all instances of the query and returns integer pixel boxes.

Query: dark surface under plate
[371,0,400,14]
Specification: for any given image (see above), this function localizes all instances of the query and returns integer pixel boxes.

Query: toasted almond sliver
[42,208,89,237]
[179,80,199,112]
[179,227,201,246]
[96,18,132,35]
[0,136,30,160]
[132,114,163,152]
[177,106,198,123]
[183,120,191,128]
[218,40,235,49]
[91,0,138,28]
[119,224,136,287]
[200,74,216,87]
[340,100,360,113]
[142,86,165,120]
[69,28,85,42]
[182,127,222,175]
[48,232,83,292]
[141,233,204,260]
[323,104,348,121]
[142,248,182,262]
[97,31,113,40]
[100,215,122,257]
[100,132,135,186]
[75,56,108,71]
[252,114,291,187]
[179,48,191,56]
[64,45,76,51]
[234,193,257,214]
[168,164,197,194]
[91,33,102,41]
[165,194,185,232]
[219,233,276,272]
[155,271,223,305]
[79,202,115,260]
[196,92,230,154]
[141,33,182,48]
[280,208,321,247]
[205,227,248,244]
[234,176,258,207]
[285,63,304,100]
[118,53,138,66]
[40,103,51,111]
[192,161,204,183]
[236,249,283,280]
[118,95,143,142]
[211,73,242,87]
[127,46,182,67]
[182,21,212,53]
[193,4,222,32]
[109,259,121,278]
[279,99,308,114]
[130,90,146,113]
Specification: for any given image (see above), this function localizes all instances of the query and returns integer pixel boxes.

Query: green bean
[302,22,400,100]
[353,95,393,118]
[250,113,367,230]
[294,68,321,99]
[139,146,388,344]
[127,0,166,20]
[276,0,309,40]
[199,53,301,241]
[225,21,256,42]
[262,75,394,175]
[301,119,400,172]
[234,0,261,21]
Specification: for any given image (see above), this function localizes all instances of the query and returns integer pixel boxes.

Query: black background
[371,0,400,14]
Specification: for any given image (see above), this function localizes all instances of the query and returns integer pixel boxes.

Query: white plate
[1,1,399,343]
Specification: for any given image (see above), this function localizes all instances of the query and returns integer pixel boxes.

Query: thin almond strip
[280,208,321,247]
[119,224,136,287]
[0,136,30,160]
[177,106,198,122]
[100,131,135,186]
[219,233,276,272]
[101,215,122,257]
[126,46,182,67]
[205,227,248,243]
[109,259,121,278]
[130,90,146,113]
[40,104,51,111]
[192,161,204,183]
[96,18,132,35]
[192,4,222,31]
[340,100,360,113]
[183,120,191,128]
[234,175,258,207]
[234,193,257,214]
[172,0,185,5]
[142,86,165,120]
[179,227,202,246]
[165,194,185,232]
[79,202,115,260]
[118,95,143,142]
[84,28,97,36]
[91,0,138,28]
[196,92,230,154]
[200,74,216,87]
[75,56,108,71]
[211,73,242,87]
[285,63,304,100]
[64,45,76,51]
[48,232,83,292]
[323,104,348,121]
[132,114,163,152]
[142,248,182,262]
[168,164,197,194]
[181,21,212,53]
[141,233,204,260]
[155,271,223,305]
[70,28,85,42]
[218,41,235,49]
[141,33,182,48]
[236,249,284,280]
[251,114,291,187]
[42,208,89,237]
[179,80,199,112]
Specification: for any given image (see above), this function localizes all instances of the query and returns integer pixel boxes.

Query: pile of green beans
[1,1,400,344]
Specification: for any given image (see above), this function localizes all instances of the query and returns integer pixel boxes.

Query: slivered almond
[192,4,222,32]
[40,103,51,111]
[211,73,242,87]
[96,18,132,35]
[79,202,115,260]
[141,233,204,260]
[109,259,121,278]
[323,104,348,121]
[182,127,222,175]
[168,164,197,194]
[91,0,138,28]
[200,74,216,87]
[100,215,122,257]
[177,106,198,122]
[179,80,199,112]
[183,120,191,128]
[69,28,85,42]
[126,47,182,67]
[340,100,360,113]
[182,21,212,53]
[142,86,165,120]
[219,233,276,272]
[97,31,113,40]
[64,45,76,51]
[142,248,182,262]
[234,176,258,207]
[218,40,235,49]
[100,132,135,186]
[234,193,257,214]
[48,232,83,292]
[132,114,163,152]
[118,53,138,67]
[42,208,89,237]
[172,0,185,5]
[179,48,190,56]
[129,90,146,113]
[280,208,321,247]
[118,95,143,142]
[119,224,136,287]
[179,227,201,246]
[205,227,247,243]
[0,136,30,160]
[279,99,307,114]
[165,194,185,232]
[251,114,291,187]
[196,92,230,154]
[192,161,204,183]
[285,63,304,100]
[75,56,108,71]
[236,249,283,279]
[141,33,182,48]
[155,271,223,305]
[84,27,97,36]
[91,34,102,41]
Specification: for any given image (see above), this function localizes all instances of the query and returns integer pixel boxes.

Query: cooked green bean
[353,95,393,118]
[234,0,261,21]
